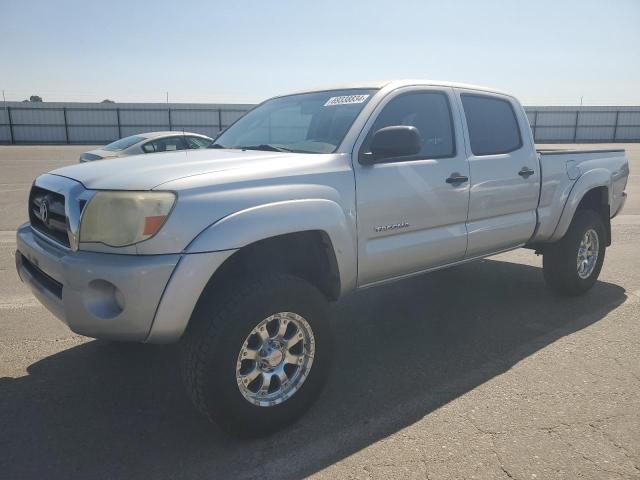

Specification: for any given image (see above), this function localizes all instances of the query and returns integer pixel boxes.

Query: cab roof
[286,79,510,97]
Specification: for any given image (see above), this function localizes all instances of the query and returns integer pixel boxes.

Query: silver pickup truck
[15,80,629,435]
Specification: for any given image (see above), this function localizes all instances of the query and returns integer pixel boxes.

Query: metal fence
[1,102,640,145]
[0,102,254,145]
[524,106,640,143]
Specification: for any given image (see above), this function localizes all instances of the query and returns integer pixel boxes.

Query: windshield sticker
[324,94,370,106]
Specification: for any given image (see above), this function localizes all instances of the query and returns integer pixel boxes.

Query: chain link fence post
[63,107,70,144]
[7,106,14,144]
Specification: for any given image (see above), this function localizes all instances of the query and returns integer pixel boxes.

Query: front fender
[549,168,611,242]
[186,199,357,295]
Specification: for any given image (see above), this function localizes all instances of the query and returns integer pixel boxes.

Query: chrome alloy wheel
[236,312,315,407]
[577,228,599,279]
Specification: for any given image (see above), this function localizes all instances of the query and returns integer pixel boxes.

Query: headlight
[80,191,176,247]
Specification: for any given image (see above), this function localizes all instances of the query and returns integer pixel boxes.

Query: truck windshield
[214,89,377,154]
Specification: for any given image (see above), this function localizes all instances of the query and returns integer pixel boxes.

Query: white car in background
[79,131,213,162]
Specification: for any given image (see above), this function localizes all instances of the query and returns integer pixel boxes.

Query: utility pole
[166,91,169,104]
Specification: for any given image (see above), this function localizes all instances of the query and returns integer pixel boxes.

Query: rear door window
[142,136,188,153]
[461,94,522,156]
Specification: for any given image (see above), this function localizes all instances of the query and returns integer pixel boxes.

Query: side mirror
[360,125,422,164]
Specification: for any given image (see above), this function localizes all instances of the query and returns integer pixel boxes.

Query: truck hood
[51,148,313,190]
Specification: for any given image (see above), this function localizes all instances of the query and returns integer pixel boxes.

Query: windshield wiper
[237,144,293,153]
[208,143,226,149]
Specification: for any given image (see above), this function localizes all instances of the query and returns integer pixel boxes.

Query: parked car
[16,80,629,436]
[78,131,213,162]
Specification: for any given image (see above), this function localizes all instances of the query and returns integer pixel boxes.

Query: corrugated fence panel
[618,112,640,125]
[524,106,640,143]
[66,108,118,125]
[11,108,64,125]
[576,127,615,141]
[119,109,170,127]
[535,112,578,126]
[170,109,220,127]
[578,112,617,126]
[68,126,120,143]
[616,127,640,140]
[13,126,66,143]
[1,102,638,144]
[534,127,575,141]
[221,110,247,127]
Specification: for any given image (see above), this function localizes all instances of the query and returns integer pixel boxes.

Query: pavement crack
[588,420,640,473]
[610,356,640,384]
[462,413,505,436]
[421,458,432,480]
[361,464,373,480]
[461,414,518,480]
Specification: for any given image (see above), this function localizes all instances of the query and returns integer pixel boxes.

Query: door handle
[446,173,468,185]
[518,167,535,178]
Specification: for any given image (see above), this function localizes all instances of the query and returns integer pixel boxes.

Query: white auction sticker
[324,94,370,106]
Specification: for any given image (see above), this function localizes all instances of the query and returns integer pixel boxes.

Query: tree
[101,99,115,103]
[29,95,43,102]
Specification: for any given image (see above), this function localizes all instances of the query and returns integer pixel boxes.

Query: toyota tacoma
[16,80,629,435]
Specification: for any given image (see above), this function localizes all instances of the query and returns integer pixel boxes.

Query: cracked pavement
[0,144,639,479]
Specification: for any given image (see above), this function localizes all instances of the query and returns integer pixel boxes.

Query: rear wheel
[543,209,606,296]
[181,273,331,436]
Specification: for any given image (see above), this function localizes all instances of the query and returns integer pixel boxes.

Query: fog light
[84,279,125,319]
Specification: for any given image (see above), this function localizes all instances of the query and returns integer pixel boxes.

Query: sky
[1,0,639,105]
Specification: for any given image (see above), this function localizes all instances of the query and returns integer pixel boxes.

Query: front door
[353,87,470,287]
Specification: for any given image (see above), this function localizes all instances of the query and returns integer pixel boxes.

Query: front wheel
[181,273,332,436]
[543,209,606,296]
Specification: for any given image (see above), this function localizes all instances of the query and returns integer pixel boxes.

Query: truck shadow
[0,258,628,479]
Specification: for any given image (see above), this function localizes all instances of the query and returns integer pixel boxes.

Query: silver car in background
[79,131,213,162]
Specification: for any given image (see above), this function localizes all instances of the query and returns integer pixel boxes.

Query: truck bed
[530,147,629,244]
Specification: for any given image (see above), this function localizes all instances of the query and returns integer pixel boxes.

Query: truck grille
[29,186,70,247]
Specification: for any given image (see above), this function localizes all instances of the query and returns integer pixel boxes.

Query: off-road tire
[543,209,606,296]
[181,273,331,436]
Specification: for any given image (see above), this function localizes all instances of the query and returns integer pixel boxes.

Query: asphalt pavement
[1,144,639,479]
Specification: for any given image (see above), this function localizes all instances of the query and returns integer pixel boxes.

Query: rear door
[353,86,470,287]
[456,90,538,257]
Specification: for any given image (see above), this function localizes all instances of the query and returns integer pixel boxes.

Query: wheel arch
[185,199,357,296]
[146,200,356,344]
[201,230,343,302]
[550,169,612,244]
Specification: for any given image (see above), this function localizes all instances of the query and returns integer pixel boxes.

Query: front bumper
[16,223,180,341]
